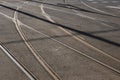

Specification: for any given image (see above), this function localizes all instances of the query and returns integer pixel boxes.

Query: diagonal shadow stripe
[0,4,120,47]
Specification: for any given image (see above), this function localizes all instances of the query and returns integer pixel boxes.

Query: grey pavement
[0,0,120,80]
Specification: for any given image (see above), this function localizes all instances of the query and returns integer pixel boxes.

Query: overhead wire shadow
[0,4,120,47]
[1,34,79,45]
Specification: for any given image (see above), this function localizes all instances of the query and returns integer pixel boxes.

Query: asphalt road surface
[0,0,120,80]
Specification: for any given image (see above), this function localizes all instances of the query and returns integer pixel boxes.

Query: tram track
[2,1,119,29]
[0,44,37,80]
[17,19,120,75]
[25,0,120,18]
[13,2,62,80]
[23,1,117,29]
[16,19,120,74]
[0,1,38,80]
[0,1,120,78]
[80,1,115,16]
[0,1,62,80]
[39,3,120,63]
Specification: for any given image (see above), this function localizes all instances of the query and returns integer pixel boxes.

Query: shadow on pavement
[26,0,120,18]
[0,4,120,47]
[1,34,79,45]
[89,28,120,34]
